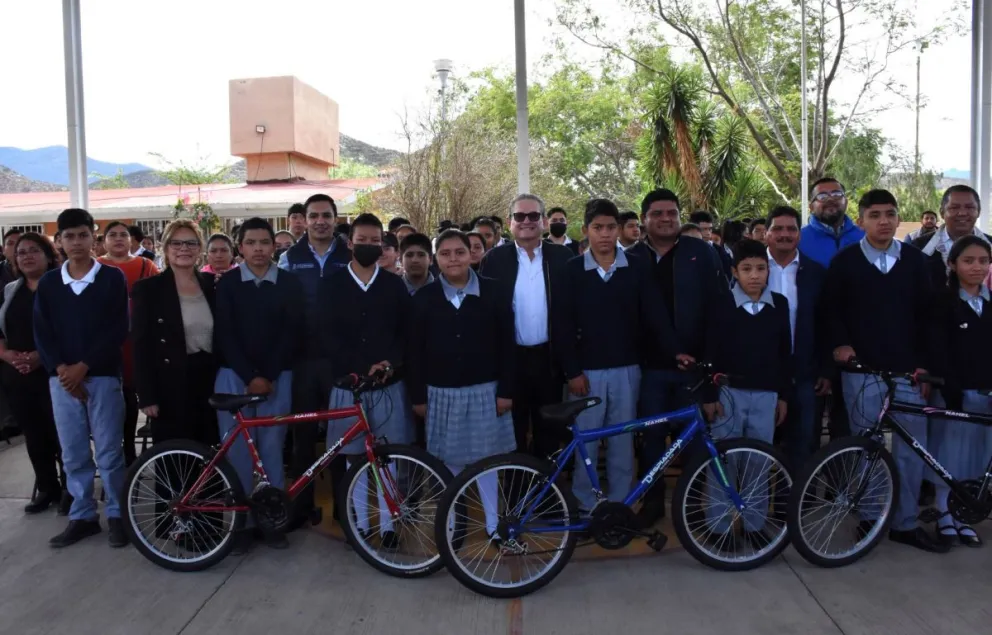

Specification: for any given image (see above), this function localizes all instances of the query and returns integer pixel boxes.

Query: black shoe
[49,519,101,548]
[57,491,73,516]
[380,530,400,550]
[230,531,254,555]
[957,525,983,548]
[636,498,666,529]
[107,518,129,548]
[889,527,951,553]
[24,490,60,514]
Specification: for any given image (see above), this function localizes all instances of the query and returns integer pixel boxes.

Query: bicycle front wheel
[434,453,579,599]
[788,436,898,568]
[338,444,452,578]
[672,438,792,571]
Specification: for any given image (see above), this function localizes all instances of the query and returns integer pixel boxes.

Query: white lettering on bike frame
[644,439,682,484]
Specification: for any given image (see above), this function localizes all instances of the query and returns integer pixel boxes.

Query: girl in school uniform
[933,235,992,547]
[409,229,516,538]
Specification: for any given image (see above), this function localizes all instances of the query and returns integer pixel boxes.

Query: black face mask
[549,222,568,238]
[353,244,383,268]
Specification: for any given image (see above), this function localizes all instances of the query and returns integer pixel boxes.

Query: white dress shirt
[61,259,101,296]
[767,248,799,350]
[513,242,548,346]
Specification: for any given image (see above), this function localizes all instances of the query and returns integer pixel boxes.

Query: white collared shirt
[767,249,799,350]
[61,259,101,296]
[513,242,548,346]
[348,263,380,292]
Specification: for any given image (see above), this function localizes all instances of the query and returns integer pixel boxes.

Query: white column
[513,0,530,194]
[63,0,88,210]
[972,0,983,192]
[981,0,992,231]
[800,0,809,224]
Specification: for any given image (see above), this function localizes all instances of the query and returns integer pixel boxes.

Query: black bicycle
[788,360,992,567]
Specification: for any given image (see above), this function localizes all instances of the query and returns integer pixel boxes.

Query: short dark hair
[350,213,384,238]
[2,227,23,242]
[303,193,338,216]
[921,210,938,219]
[858,189,899,216]
[732,238,768,266]
[436,228,471,250]
[127,224,144,241]
[688,211,714,225]
[287,202,306,219]
[767,206,802,228]
[104,221,128,234]
[473,218,497,233]
[490,215,503,226]
[941,185,981,214]
[810,176,845,198]
[274,230,296,243]
[334,221,350,237]
[237,217,276,243]
[618,211,640,226]
[388,217,411,232]
[584,199,621,227]
[14,233,58,275]
[467,231,486,248]
[640,189,680,217]
[381,232,399,250]
[58,208,95,233]
[547,207,567,219]
[207,233,234,251]
[679,223,702,235]
[400,232,432,255]
[721,220,748,248]
[748,218,767,233]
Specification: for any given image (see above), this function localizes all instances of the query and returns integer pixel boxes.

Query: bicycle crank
[948,480,992,525]
[251,486,291,533]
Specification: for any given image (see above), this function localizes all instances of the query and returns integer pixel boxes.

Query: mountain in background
[0,146,150,186]
[0,166,68,193]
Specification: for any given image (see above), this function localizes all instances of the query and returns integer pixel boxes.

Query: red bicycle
[121,370,451,577]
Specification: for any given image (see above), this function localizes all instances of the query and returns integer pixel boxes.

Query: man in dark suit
[765,206,830,470]
[626,189,728,526]
[910,185,990,287]
[479,193,573,459]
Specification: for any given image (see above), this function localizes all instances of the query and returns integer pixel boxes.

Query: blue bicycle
[433,365,793,598]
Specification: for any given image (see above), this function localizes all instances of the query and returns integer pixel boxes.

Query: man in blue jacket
[278,193,351,529]
[798,177,862,440]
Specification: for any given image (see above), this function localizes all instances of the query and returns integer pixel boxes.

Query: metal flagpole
[513,0,530,194]
[800,0,809,223]
[63,0,89,209]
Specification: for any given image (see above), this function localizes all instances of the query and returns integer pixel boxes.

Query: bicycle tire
[338,444,453,578]
[671,438,792,571]
[434,453,580,599]
[787,436,899,568]
[122,440,247,572]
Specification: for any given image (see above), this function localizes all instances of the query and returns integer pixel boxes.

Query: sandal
[936,512,958,548]
[957,524,983,548]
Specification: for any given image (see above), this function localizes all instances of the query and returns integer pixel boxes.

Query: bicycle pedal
[310,506,323,527]
[646,531,668,552]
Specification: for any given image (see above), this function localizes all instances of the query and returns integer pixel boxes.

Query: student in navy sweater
[319,214,413,549]
[214,217,304,551]
[930,236,992,547]
[33,208,130,549]
[824,189,948,553]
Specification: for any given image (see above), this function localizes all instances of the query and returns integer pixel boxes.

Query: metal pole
[971,0,983,191]
[981,0,992,231]
[513,0,530,194]
[800,0,809,223]
[63,0,88,210]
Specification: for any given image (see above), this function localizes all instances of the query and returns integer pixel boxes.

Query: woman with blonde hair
[132,220,218,445]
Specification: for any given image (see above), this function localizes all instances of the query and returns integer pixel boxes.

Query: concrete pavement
[1,439,990,635]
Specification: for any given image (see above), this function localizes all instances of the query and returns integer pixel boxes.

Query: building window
[0,224,45,237]
[136,219,171,243]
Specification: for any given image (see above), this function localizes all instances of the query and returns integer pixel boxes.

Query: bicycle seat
[540,397,602,424]
[208,393,268,412]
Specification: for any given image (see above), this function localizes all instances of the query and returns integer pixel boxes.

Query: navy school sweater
[33,263,129,377]
[214,266,305,384]
[823,242,933,373]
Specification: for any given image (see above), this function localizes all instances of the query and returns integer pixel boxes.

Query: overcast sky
[0,0,973,175]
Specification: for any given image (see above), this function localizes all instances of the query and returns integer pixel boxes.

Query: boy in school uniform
[319,213,414,549]
[823,189,948,553]
[558,199,682,511]
[214,217,305,551]
[34,208,130,549]
[400,232,435,296]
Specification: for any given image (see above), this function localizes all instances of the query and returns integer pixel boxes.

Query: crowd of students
[4,177,991,557]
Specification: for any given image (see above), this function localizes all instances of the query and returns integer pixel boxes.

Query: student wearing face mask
[544,207,579,255]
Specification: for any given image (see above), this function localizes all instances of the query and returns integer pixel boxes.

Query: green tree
[89,167,129,190]
[149,152,237,186]
[328,157,380,180]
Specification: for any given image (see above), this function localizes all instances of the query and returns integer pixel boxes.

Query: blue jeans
[637,368,692,504]
[215,368,293,495]
[572,366,640,510]
[49,376,126,521]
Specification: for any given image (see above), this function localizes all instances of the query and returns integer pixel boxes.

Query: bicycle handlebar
[841,358,944,387]
[681,361,730,393]
[333,364,400,393]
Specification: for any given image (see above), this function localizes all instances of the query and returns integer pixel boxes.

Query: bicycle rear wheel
[338,444,452,578]
[672,439,792,571]
[122,440,247,572]
[788,436,898,568]
[434,453,579,599]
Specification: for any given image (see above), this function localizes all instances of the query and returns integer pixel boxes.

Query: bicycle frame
[175,398,401,518]
[511,404,747,536]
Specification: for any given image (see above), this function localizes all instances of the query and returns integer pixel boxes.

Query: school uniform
[409,270,516,534]
[33,261,129,522]
[703,284,791,531]
[557,248,676,510]
[214,264,304,497]
[824,238,934,532]
[402,272,435,296]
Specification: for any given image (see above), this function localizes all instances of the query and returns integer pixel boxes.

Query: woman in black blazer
[132,220,218,446]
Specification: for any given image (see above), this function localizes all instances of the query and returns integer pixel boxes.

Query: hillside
[0,146,149,186]
[0,166,68,193]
